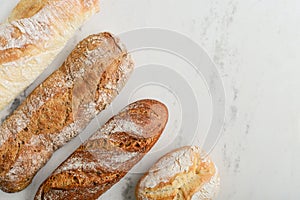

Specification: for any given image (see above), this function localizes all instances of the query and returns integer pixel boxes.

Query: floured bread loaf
[34,99,169,200]
[0,0,99,111]
[136,146,220,200]
[0,32,134,193]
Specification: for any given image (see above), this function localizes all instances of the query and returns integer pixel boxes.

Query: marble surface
[1,0,300,199]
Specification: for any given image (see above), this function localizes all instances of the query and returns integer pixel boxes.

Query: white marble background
[1,0,300,199]
[86,0,300,199]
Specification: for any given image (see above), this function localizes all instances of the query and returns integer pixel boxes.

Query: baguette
[0,32,134,193]
[136,146,220,200]
[0,0,99,111]
[34,99,168,200]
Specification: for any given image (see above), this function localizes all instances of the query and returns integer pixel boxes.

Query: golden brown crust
[8,0,99,21]
[136,146,220,200]
[0,32,134,193]
[0,0,100,110]
[8,0,49,21]
[34,99,169,200]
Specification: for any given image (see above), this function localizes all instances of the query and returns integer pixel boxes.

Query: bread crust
[34,99,168,200]
[0,0,99,110]
[136,146,220,200]
[0,32,134,193]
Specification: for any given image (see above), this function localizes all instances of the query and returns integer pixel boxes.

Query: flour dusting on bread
[136,146,220,200]
[140,147,196,189]
[0,32,134,193]
[0,0,100,111]
[34,100,168,200]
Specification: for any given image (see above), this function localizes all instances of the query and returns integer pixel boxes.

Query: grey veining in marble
[1,0,300,199]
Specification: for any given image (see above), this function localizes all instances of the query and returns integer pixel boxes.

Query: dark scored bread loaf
[34,99,168,200]
[0,32,134,193]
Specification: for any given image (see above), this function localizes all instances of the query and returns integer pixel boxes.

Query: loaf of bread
[0,32,134,193]
[0,0,99,111]
[136,146,220,200]
[34,99,168,200]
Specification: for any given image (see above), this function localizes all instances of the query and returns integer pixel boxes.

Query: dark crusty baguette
[0,32,134,193]
[34,99,168,200]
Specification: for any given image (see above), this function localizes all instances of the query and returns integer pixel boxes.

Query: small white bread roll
[0,0,99,110]
[136,146,220,200]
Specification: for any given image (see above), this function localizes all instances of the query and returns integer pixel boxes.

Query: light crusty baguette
[0,0,99,111]
[0,32,134,193]
[34,99,169,200]
[136,146,220,200]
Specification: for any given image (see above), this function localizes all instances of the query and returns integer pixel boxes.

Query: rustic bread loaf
[0,0,99,111]
[136,146,220,200]
[34,99,168,200]
[0,32,134,193]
